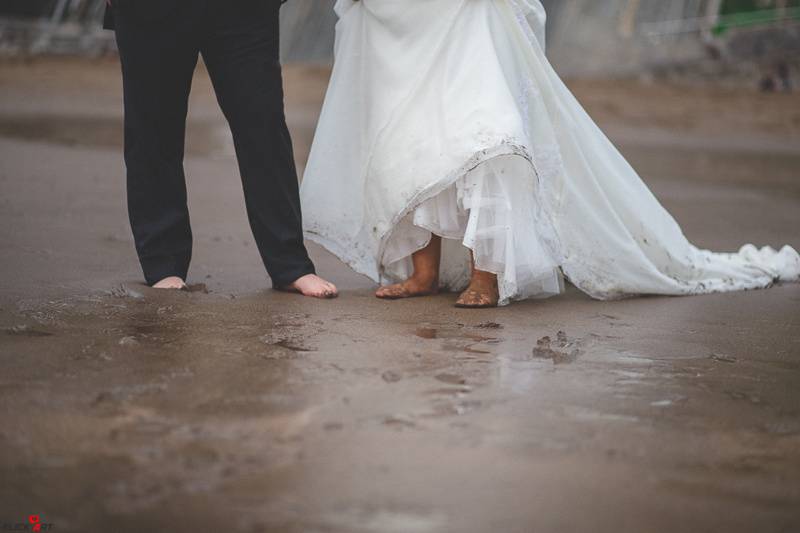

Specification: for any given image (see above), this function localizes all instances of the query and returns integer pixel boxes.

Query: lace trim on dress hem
[304,142,537,287]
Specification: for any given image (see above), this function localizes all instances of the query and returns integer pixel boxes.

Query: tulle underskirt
[382,155,564,305]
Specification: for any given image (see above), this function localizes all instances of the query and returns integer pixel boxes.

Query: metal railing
[639,6,800,38]
[0,0,112,55]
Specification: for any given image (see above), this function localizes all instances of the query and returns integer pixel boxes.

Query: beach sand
[0,57,798,533]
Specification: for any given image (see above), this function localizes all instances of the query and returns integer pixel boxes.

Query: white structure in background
[540,0,799,76]
[0,0,797,78]
[0,0,111,55]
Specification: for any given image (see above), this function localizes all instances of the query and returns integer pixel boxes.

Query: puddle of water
[414,324,500,356]
[434,373,466,385]
[383,415,417,429]
[321,506,447,533]
[424,387,472,397]
[567,406,640,424]
[414,326,495,343]
[650,399,674,407]
[422,399,483,419]
[442,343,492,355]
[5,324,53,337]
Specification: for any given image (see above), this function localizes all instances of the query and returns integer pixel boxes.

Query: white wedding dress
[300,0,800,305]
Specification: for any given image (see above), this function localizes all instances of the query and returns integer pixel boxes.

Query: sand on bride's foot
[455,271,499,308]
[375,277,439,300]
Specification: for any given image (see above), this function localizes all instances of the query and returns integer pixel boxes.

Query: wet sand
[0,58,799,532]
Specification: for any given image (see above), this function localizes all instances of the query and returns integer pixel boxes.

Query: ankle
[410,271,438,287]
[470,270,497,287]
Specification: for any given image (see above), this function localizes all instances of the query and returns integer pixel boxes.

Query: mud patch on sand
[531,331,583,365]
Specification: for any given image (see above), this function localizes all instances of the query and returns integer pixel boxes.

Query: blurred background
[0,0,798,84]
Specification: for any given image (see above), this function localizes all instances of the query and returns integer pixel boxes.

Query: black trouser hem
[269,261,316,289]
[140,253,191,287]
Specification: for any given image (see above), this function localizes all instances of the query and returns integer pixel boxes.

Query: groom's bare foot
[152,276,187,290]
[375,276,439,300]
[455,270,499,308]
[282,274,338,299]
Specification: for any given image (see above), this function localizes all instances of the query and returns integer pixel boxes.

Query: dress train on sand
[300,0,800,305]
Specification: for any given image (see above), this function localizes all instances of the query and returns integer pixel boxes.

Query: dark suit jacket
[103,4,114,30]
[103,0,289,31]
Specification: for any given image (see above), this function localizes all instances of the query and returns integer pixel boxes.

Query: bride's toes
[455,287,499,308]
[375,283,409,299]
[375,279,437,300]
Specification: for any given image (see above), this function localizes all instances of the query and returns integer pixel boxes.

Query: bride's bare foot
[281,274,338,299]
[455,269,499,308]
[152,276,187,290]
[375,276,439,300]
[376,235,441,300]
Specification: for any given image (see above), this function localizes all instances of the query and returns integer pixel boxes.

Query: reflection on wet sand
[2,282,799,531]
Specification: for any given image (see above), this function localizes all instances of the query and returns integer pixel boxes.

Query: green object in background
[713,0,800,36]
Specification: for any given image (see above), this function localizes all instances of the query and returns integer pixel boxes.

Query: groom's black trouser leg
[114,0,314,287]
[114,9,199,286]
[202,1,315,288]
